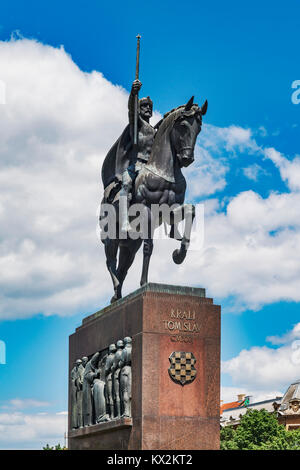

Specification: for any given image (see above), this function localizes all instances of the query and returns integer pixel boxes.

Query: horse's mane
[154,103,201,136]
[147,103,203,181]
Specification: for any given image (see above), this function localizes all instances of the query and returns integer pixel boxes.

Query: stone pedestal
[68,283,220,450]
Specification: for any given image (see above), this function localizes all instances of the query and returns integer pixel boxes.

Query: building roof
[279,379,300,412]
[220,400,245,414]
[220,397,282,426]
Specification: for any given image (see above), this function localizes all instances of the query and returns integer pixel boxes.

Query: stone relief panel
[70,337,132,429]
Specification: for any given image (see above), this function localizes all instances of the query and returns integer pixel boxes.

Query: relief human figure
[105,343,117,419]
[112,339,124,419]
[82,352,100,426]
[119,337,132,418]
[93,354,110,423]
[81,356,88,368]
[75,360,84,428]
[75,356,88,428]
[70,359,82,429]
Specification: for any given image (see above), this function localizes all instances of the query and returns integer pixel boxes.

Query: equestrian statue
[100,36,207,302]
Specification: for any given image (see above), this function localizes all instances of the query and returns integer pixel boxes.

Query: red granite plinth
[68,283,220,450]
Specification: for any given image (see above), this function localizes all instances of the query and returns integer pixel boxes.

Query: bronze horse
[100,96,207,302]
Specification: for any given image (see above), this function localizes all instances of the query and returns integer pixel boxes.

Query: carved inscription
[162,308,200,342]
[170,334,193,343]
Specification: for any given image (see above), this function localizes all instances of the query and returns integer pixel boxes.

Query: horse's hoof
[111,286,122,303]
[172,248,187,264]
[110,294,121,303]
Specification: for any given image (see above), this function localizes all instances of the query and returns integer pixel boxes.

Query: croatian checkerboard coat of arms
[168,351,197,386]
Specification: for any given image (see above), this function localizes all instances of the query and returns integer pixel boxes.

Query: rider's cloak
[101,124,134,190]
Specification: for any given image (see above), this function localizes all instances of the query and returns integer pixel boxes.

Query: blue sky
[0,0,299,449]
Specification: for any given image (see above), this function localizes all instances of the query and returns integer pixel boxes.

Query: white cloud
[264,147,300,191]
[0,38,130,319]
[222,323,300,392]
[221,386,283,404]
[201,124,259,154]
[183,123,262,200]
[184,144,228,199]
[267,323,300,345]
[258,126,268,138]
[242,163,269,181]
[183,122,264,200]
[147,186,300,312]
[0,37,300,319]
[2,398,51,410]
[223,126,253,149]
[0,37,230,319]
[0,411,67,450]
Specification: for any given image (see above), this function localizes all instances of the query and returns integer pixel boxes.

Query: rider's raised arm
[128,79,142,132]
[128,89,135,128]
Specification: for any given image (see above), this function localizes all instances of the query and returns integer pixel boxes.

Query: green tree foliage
[42,443,67,450]
[221,409,300,450]
[43,444,54,450]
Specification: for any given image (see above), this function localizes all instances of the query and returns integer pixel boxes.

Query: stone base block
[68,283,220,450]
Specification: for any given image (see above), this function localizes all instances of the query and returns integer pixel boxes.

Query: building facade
[221,379,300,430]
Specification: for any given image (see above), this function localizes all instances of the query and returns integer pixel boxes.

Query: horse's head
[170,96,208,168]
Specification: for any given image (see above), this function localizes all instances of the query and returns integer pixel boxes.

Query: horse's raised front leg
[171,203,195,264]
